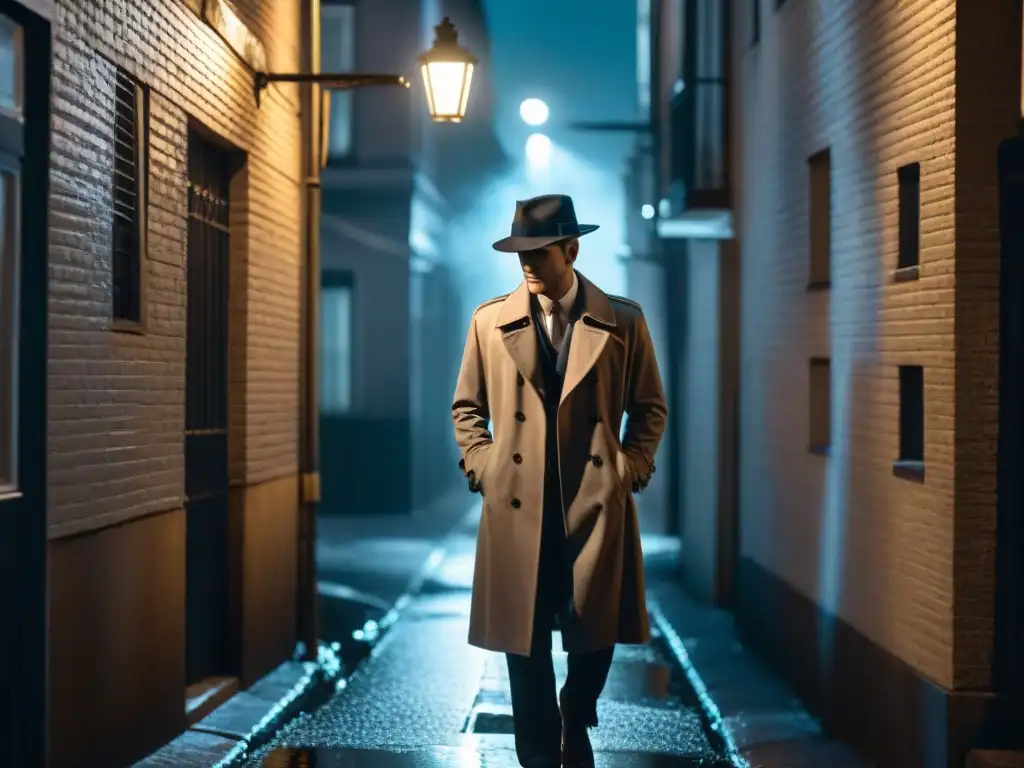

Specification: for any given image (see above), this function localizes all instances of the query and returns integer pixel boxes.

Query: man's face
[518,239,578,296]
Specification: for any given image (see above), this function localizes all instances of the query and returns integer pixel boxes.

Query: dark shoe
[559,688,596,767]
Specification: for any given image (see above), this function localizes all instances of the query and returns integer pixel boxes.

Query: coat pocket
[614,449,632,498]
[476,445,495,496]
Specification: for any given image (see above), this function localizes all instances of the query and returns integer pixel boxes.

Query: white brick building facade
[719,1,1022,764]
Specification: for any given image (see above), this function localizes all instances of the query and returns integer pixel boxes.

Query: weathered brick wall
[735,0,957,687]
[47,0,302,537]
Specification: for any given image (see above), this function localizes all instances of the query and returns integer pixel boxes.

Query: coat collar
[494,270,617,330]
[495,270,616,405]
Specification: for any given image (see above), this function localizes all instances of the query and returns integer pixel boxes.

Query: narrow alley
[219,506,870,768]
[8,0,1024,765]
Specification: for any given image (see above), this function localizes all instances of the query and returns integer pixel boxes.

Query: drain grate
[463,700,516,734]
[471,711,516,734]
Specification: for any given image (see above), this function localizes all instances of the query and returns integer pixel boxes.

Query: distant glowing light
[641,204,655,220]
[525,133,552,169]
[519,98,550,126]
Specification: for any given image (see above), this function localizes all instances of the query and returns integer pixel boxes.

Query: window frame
[807,147,832,290]
[110,65,149,332]
[895,364,925,481]
[321,1,358,162]
[0,158,20,495]
[319,270,355,416]
[896,162,921,279]
[808,356,831,455]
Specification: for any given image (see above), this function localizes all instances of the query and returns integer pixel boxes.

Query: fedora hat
[491,194,599,253]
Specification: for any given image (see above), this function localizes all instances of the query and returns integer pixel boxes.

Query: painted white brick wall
[735,0,957,688]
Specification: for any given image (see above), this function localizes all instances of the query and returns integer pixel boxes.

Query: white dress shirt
[535,270,578,349]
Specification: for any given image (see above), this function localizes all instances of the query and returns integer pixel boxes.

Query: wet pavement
[647,583,872,768]
[202,502,877,768]
[238,513,726,768]
[135,492,478,768]
[317,487,475,649]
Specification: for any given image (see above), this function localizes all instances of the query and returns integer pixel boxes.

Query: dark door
[0,5,50,766]
[997,136,1024,711]
[185,130,234,685]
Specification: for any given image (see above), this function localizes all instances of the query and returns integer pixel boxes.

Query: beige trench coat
[451,271,668,656]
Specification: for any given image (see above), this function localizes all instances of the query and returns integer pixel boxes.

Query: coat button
[511,498,521,509]
[516,373,525,386]
[591,455,603,468]
[512,453,523,464]
[515,411,526,423]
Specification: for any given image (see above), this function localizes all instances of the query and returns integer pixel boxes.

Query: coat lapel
[561,272,617,405]
[495,271,618,404]
[496,281,544,397]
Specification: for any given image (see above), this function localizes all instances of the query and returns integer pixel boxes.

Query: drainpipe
[297,0,322,661]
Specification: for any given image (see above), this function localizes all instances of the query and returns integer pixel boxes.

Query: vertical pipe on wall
[297,0,323,660]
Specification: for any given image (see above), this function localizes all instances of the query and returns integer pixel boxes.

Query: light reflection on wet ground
[241,520,725,768]
[262,745,717,766]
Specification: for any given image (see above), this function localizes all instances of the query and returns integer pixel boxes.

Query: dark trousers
[505,483,615,766]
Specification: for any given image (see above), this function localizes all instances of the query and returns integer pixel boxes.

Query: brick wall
[735,0,958,688]
[47,0,302,537]
[950,0,1020,689]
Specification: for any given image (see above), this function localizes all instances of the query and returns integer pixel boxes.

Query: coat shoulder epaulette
[473,294,509,314]
[607,294,643,312]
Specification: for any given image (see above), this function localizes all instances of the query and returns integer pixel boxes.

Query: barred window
[112,66,147,325]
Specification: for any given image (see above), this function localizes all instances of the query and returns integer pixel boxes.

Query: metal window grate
[185,131,230,439]
[112,67,144,322]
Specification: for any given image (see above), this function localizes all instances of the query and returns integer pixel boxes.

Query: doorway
[184,129,236,702]
[996,134,1024,716]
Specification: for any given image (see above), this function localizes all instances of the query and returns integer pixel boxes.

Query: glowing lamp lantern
[420,17,477,123]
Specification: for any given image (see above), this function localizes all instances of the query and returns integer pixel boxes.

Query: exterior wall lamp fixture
[253,17,477,124]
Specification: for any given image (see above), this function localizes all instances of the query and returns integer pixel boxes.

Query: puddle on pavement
[262,746,716,766]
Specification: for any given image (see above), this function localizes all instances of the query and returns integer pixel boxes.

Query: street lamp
[419,18,477,123]
[253,17,476,124]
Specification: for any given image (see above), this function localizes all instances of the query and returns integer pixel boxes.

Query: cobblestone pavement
[239,513,727,767]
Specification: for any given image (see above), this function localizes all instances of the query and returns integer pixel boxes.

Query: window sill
[893,459,925,483]
[806,280,831,292]
[111,318,146,335]
[894,265,920,282]
[809,443,830,457]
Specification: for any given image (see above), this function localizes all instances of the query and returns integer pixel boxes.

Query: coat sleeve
[622,312,668,492]
[452,311,494,494]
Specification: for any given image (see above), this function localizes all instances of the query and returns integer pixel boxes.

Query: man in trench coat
[451,194,668,767]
